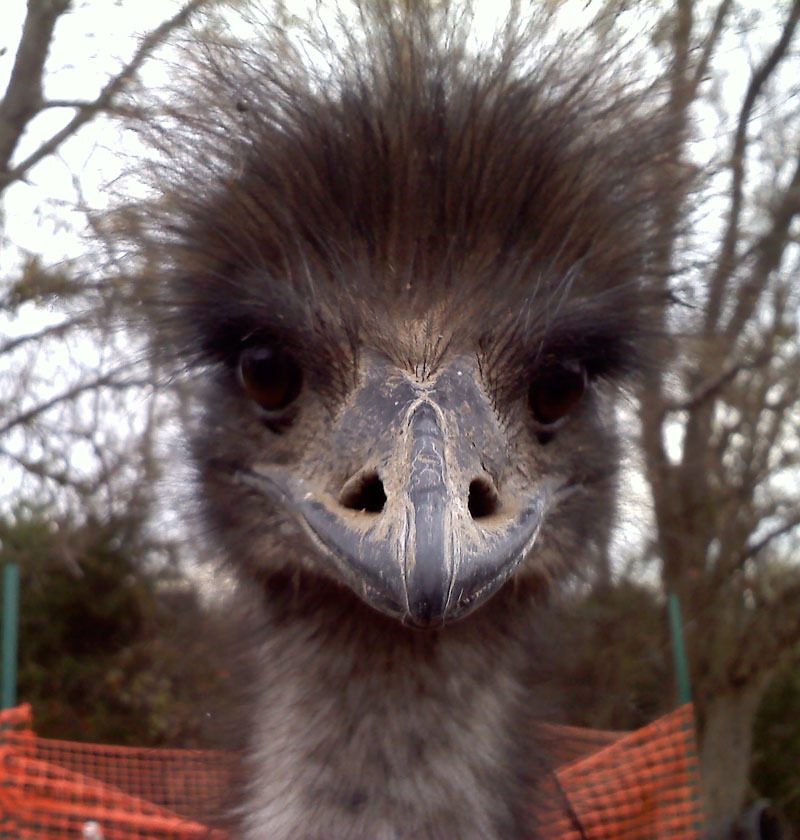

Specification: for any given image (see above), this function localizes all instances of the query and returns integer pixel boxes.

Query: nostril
[468,477,499,520]
[340,471,387,514]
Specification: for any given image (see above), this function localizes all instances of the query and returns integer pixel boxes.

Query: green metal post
[668,592,692,705]
[668,591,705,834]
[1,563,20,709]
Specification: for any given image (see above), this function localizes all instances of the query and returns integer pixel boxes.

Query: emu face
[195,276,625,628]
[152,6,668,632]
[235,339,563,627]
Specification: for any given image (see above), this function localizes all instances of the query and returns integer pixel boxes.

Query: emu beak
[400,402,546,625]
[244,360,549,627]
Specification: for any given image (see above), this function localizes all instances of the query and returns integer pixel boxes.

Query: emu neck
[239,576,552,840]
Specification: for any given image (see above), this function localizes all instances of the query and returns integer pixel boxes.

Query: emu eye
[528,360,587,427]
[238,345,303,412]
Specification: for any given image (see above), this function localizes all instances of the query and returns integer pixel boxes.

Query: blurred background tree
[632,1,800,829]
[752,653,800,831]
[1,506,235,747]
[0,0,236,748]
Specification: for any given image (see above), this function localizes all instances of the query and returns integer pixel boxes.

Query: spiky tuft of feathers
[131,1,681,387]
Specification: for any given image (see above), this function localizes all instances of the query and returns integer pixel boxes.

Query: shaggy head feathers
[135,1,677,387]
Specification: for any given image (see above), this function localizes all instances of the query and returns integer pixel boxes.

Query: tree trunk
[700,677,769,835]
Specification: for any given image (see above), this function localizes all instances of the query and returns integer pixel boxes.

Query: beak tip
[403,600,447,629]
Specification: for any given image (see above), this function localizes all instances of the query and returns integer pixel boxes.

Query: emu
[137,3,676,837]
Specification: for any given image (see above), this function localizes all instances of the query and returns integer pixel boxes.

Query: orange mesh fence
[0,705,231,839]
[0,703,704,838]
[536,704,704,838]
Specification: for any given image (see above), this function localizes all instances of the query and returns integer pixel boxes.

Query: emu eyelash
[479,333,625,413]
[205,323,355,409]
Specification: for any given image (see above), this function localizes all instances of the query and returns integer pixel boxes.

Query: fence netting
[0,703,703,838]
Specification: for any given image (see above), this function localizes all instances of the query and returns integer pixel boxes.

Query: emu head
[146,5,670,628]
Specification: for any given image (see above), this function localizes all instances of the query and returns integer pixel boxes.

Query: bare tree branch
[666,350,771,412]
[0,364,149,437]
[725,148,800,338]
[742,511,800,564]
[0,0,213,191]
[0,446,95,494]
[38,99,102,111]
[0,0,71,172]
[705,0,800,331]
[690,0,734,98]
[0,314,91,356]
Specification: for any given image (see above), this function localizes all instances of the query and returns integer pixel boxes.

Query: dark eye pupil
[528,362,586,426]
[238,346,302,411]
